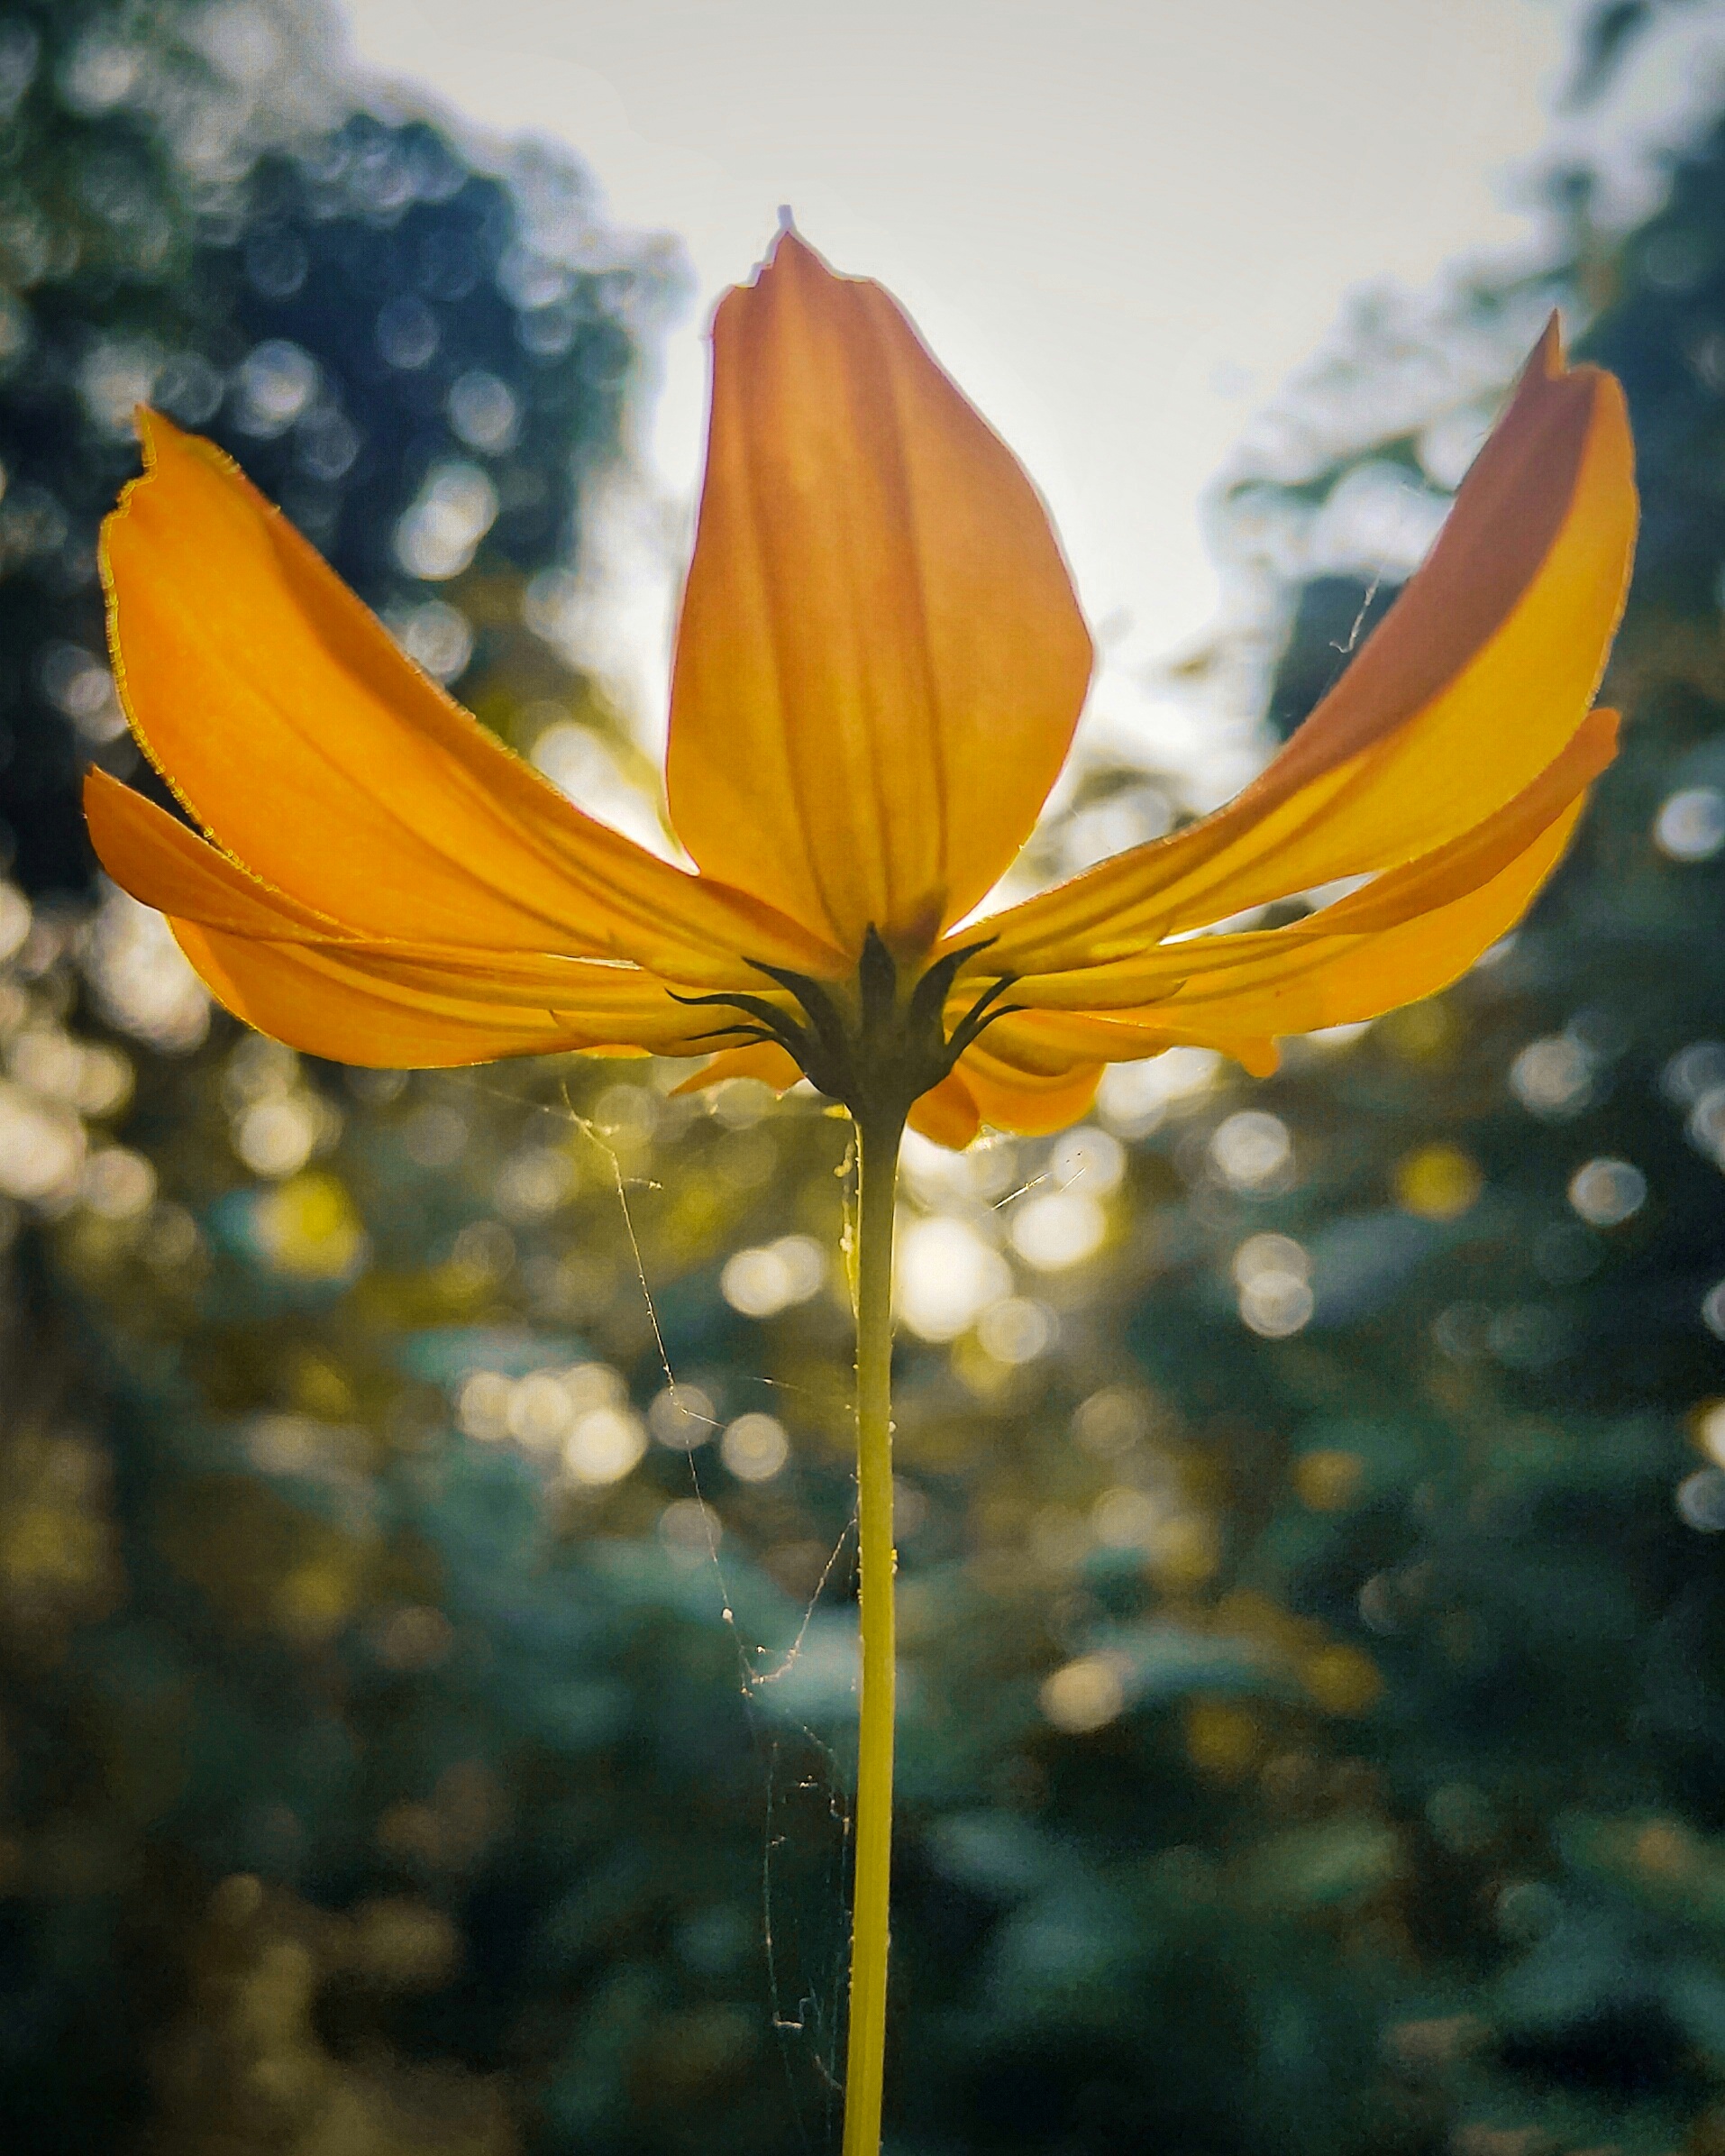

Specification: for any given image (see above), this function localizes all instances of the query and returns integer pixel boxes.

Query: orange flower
[85,232,1635,1142]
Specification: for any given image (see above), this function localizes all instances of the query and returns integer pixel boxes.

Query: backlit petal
[669,1043,805,1098]
[908,1071,981,1150]
[172,921,693,1067]
[953,1047,1105,1137]
[87,771,727,1067]
[666,231,1092,960]
[87,765,347,941]
[966,320,1633,979]
[1006,708,1618,1012]
[984,715,1600,1077]
[102,413,838,986]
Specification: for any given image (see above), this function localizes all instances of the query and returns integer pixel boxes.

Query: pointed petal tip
[128,403,195,468]
[750,219,837,290]
[1527,309,1629,425]
[726,222,826,325]
[1529,309,1621,398]
[744,221,899,309]
[81,766,126,874]
[107,406,242,540]
[125,403,195,466]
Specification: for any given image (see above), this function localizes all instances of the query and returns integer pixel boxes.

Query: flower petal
[953,1047,1105,1137]
[669,1042,805,1098]
[1007,708,1618,1011]
[86,770,725,1067]
[986,706,1604,1068]
[171,919,697,1066]
[967,319,1633,978]
[665,231,1093,959]
[103,413,838,985]
[87,765,345,941]
[908,1070,982,1150]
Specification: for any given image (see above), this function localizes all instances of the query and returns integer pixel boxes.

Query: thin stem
[842,1104,904,2156]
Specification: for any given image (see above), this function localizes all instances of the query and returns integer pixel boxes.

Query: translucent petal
[986,736,1595,1070]
[907,1070,981,1149]
[666,232,1091,960]
[172,922,694,1067]
[1007,709,1617,1012]
[86,771,720,1067]
[103,414,837,986]
[954,1048,1105,1137]
[965,322,1634,979]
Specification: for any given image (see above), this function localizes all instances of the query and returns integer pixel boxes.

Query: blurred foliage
[0,0,677,897]
[7,3,1725,2155]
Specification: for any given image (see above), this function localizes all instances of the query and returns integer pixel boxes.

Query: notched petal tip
[753,220,825,285]
[114,403,238,511]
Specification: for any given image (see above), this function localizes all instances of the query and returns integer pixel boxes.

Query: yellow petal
[86,771,722,1067]
[665,231,1093,960]
[669,1042,805,1098]
[952,1047,1105,1137]
[87,765,345,940]
[1008,708,1618,1011]
[988,713,1599,1066]
[103,413,838,986]
[171,920,689,1067]
[967,320,1634,978]
[1167,795,1583,1037]
[908,1071,982,1150]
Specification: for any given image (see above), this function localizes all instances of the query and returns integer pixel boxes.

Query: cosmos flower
[84,232,1635,1144]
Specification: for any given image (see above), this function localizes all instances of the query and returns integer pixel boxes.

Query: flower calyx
[675,927,1018,1128]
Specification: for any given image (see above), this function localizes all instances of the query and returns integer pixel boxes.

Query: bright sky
[342,0,1569,748]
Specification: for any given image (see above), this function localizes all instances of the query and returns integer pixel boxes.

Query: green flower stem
[843,1102,905,2156]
